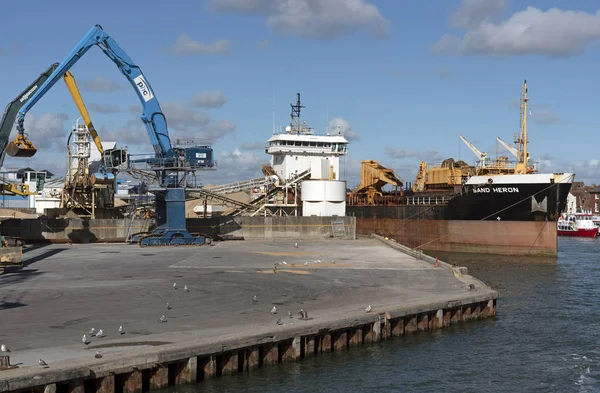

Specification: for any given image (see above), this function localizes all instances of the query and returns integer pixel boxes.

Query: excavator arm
[0,63,59,165]
[62,71,103,155]
[14,24,172,162]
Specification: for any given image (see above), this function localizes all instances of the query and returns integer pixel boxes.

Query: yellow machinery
[62,71,104,156]
[413,80,536,192]
[5,134,37,158]
[412,158,474,193]
[352,160,403,205]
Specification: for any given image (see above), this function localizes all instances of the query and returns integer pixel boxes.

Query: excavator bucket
[6,133,37,158]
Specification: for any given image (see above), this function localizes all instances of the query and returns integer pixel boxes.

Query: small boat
[557,213,599,237]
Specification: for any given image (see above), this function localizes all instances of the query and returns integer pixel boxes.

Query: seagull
[252,295,258,303]
[271,306,277,314]
[39,359,49,368]
[82,334,89,345]
[365,305,372,313]
[281,261,287,265]
[88,328,96,337]
[288,311,293,319]
[166,302,171,310]
[95,351,103,359]
[173,282,177,289]
[298,309,308,320]
[159,315,167,323]
[303,261,308,266]
[96,329,105,338]
[118,326,125,335]
[276,318,283,325]
[1,344,10,352]
[184,284,189,292]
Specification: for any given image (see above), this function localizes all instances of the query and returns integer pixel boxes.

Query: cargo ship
[348,80,574,256]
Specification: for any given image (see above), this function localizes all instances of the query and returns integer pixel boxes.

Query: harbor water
[159,237,600,393]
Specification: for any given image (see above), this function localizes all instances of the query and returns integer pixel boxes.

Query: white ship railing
[407,196,448,205]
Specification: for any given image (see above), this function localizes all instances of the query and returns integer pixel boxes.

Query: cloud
[99,125,147,148]
[170,34,230,56]
[210,0,390,39]
[258,39,270,49]
[20,113,69,149]
[162,102,236,143]
[192,91,228,108]
[203,148,266,184]
[80,76,122,92]
[531,108,562,125]
[240,142,265,150]
[435,1,600,57]
[385,147,443,162]
[328,117,359,141]
[451,0,505,28]
[88,103,121,114]
[536,156,599,185]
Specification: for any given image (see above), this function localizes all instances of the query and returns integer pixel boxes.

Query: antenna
[290,93,304,133]
[326,106,329,135]
[272,88,275,135]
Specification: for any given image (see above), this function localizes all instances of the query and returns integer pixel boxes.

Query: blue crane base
[134,188,211,247]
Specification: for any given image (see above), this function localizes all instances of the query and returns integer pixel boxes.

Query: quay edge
[1,291,497,393]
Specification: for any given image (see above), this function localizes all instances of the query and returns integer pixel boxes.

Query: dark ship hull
[349,173,574,257]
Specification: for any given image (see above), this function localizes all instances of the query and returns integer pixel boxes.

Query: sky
[1,0,600,187]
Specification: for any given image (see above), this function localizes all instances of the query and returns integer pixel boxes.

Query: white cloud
[192,91,228,108]
[536,156,600,185]
[80,76,122,92]
[451,0,505,28]
[88,103,121,114]
[385,147,443,162]
[203,148,266,184]
[435,1,600,57]
[531,108,562,125]
[162,103,236,143]
[240,142,265,150]
[19,113,69,149]
[327,117,359,141]
[170,34,230,56]
[211,0,390,39]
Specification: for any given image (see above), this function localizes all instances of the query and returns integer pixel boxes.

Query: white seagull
[1,344,10,352]
[365,305,372,313]
[271,306,277,314]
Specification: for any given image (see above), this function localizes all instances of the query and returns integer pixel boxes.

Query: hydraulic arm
[0,63,59,166]
[11,24,212,247]
[63,71,104,155]
[14,24,172,163]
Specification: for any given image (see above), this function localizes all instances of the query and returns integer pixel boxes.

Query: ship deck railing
[407,196,448,205]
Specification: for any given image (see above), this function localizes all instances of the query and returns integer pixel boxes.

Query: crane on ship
[459,134,490,168]
[8,24,215,247]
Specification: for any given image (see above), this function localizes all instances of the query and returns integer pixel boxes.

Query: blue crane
[12,24,214,247]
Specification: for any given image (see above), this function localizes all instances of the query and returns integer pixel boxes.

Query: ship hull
[557,228,598,238]
[355,218,558,256]
[348,173,574,257]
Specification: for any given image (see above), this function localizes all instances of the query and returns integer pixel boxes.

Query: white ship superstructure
[266,94,348,182]
[264,93,349,217]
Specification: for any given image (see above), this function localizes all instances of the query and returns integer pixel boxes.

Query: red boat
[557,213,599,237]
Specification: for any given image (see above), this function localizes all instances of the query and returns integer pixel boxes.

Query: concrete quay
[0,237,497,392]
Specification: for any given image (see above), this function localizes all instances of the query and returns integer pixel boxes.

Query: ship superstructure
[266,94,348,182]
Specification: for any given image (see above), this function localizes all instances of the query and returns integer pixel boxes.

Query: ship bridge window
[295,141,301,146]
[310,142,316,146]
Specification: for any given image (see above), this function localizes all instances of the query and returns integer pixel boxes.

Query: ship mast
[514,80,529,174]
[288,93,313,135]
